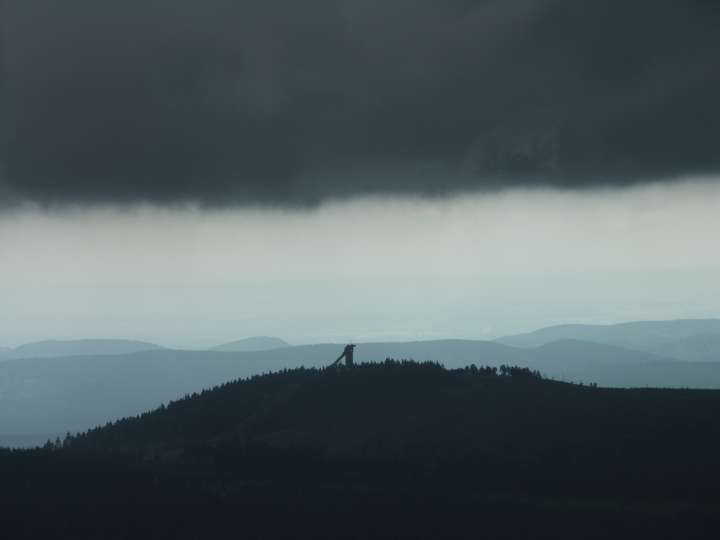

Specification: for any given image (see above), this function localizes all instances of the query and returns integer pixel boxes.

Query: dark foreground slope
[4,362,720,539]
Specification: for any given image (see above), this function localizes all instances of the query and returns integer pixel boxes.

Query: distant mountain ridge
[1,339,163,360]
[210,336,289,352]
[647,333,720,362]
[530,339,666,366]
[497,318,720,359]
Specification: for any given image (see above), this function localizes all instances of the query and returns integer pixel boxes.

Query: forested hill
[5,361,720,539]
[63,360,720,484]
[66,362,550,456]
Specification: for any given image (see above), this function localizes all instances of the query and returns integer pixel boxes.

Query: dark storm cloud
[2,0,720,206]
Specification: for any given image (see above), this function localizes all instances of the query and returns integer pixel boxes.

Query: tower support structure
[330,344,356,367]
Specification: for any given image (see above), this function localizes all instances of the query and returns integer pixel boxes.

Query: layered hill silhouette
[0,339,163,361]
[497,318,720,355]
[646,333,720,362]
[0,336,290,361]
[5,336,720,447]
[4,362,720,539]
[210,336,289,352]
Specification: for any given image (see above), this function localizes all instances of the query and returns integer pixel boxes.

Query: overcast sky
[1,1,719,347]
[4,0,720,206]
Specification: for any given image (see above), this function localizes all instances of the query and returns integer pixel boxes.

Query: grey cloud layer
[2,0,720,206]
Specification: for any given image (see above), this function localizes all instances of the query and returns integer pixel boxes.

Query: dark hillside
[4,362,720,539]
[63,361,720,497]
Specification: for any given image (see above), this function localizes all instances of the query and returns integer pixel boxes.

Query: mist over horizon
[1,179,718,348]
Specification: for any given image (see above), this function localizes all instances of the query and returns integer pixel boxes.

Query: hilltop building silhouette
[330,344,356,367]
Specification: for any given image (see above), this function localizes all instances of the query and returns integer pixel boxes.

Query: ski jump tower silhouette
[330,344,356,368]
